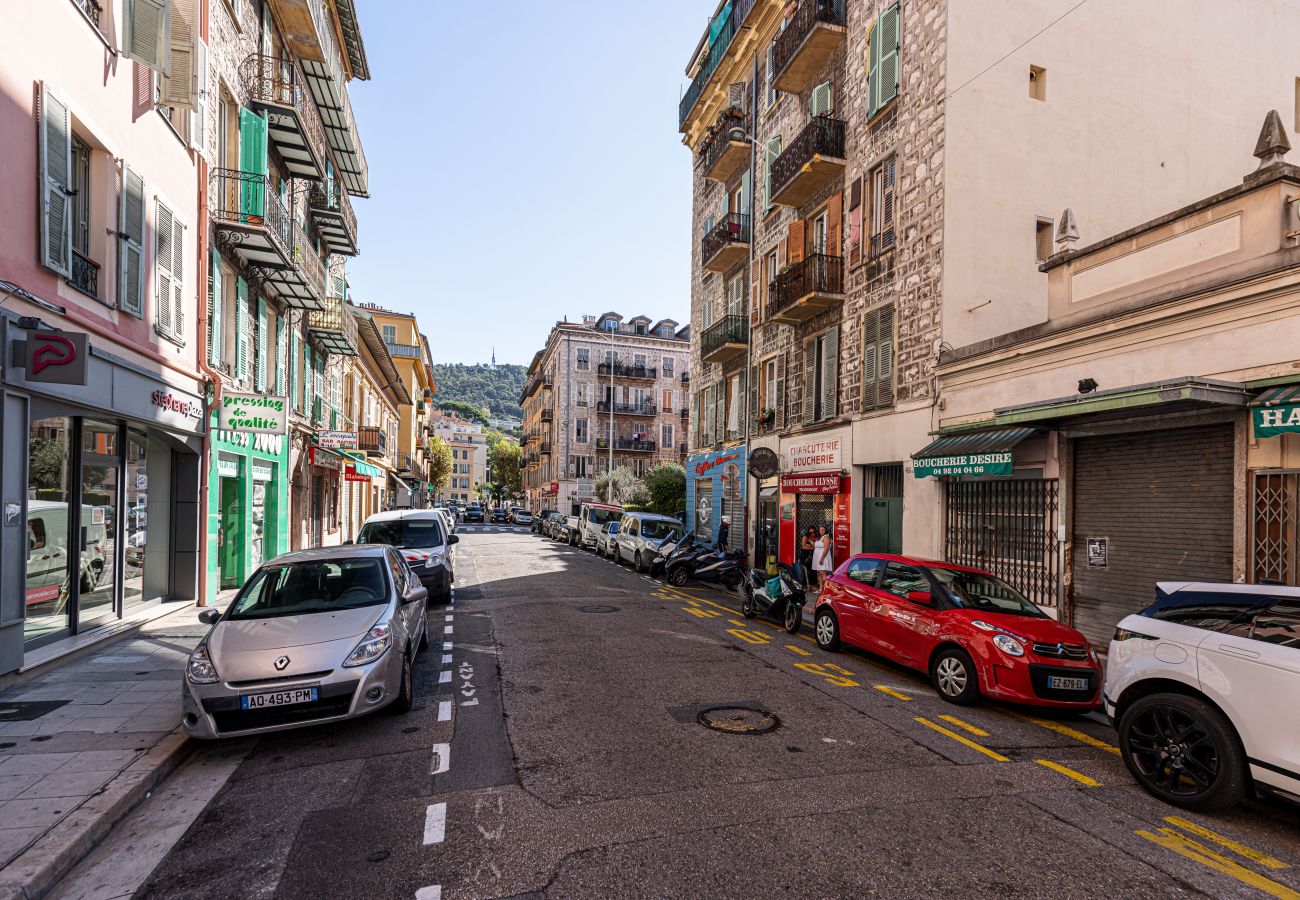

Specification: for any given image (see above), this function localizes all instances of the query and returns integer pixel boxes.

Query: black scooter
[665,542,746,589]
[739,563,807,634]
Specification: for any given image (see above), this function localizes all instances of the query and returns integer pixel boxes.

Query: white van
[577,502,623,550]
[26,501,107,607]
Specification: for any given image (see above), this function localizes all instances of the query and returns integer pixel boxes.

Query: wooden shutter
[787,219,805,265]
[39,83,72,277]
[155,202,175,336]
[765,136,781,211]
[802,338,816,424]
[169,213,184,341]
[821,325,839,420]
[827,191,843,258]
[256,296,268,391]
[877,306,894,408]
[861,309,878,410]
[750,257,762,325]
[235,277,250,379]
[207,248,222,366]
[865,17,881,119]
[275,314,285,394]
[775,353,786,429]
[190,39,208,154]
[118,164,146,315]
[810,80,832,116]
[882,156,896,247]
[290,328,300,411]
[165,0,198,110]
[727,81,746,111]
[848,177,863,266]
[749,364,759,430]
[124,0,170,72]
[304,345,314,414]
[876,4,901,113]
[238,109,267,217]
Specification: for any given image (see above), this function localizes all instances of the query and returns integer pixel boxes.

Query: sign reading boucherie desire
[218,392,287,434]
[913,451,1014,478]
[786,437,841,472]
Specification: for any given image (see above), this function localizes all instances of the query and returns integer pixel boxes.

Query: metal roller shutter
[1070,424,1234,648]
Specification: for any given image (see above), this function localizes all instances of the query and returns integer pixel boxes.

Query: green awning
[912,427,1038,478]
[1250,384,1300,407]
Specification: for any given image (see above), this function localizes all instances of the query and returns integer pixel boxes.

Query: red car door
[834,557,886,649]
[874,561,935,666]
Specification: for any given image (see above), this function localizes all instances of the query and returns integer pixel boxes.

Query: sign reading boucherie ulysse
[912,451,1013,478]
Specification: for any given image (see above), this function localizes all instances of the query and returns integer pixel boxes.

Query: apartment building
[363,305,438,508]
[432,412,487,505]
[520,314,690,515]
[0,0,207,670]
[680,0,1300,617]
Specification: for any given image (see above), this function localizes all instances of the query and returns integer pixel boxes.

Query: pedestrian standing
[716,515,730,550]
[813,525,834,588]
[800,527,817,588]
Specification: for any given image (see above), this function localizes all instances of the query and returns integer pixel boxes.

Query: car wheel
[931,647,979,705]
[635,552,645,573]
[1118,693,1248,811]
[783,601,802,635]
[668,567,689,587]
[390,652,414,714]
[815,608,840,651]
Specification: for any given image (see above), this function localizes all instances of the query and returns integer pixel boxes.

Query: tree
[427,434,453,494]
[594,466,648,506]
[643,462,686,517]
[487,438,522,497]
[437,400,490,427]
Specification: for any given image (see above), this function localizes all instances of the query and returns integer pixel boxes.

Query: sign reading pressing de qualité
[1253,403,1300,438]
[218,392,287,434]
[912,451,1014,478]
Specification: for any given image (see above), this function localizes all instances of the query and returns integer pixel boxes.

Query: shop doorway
[756,485,778,569]
[862,464,903,554]
[250,481,268,569]
[945,478,1061,612]
[1253,470,1300,584]
[310,474,324,548]
[219,477,242,589]
[77,419,121,628]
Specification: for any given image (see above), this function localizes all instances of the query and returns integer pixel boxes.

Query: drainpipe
[742,50,759,564]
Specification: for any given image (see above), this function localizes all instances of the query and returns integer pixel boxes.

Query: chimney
[1253,109,1291,170]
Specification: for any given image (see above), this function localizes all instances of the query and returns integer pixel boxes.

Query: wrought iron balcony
[701,212,751,273]
[772,0,848,94]
[539,442,552,455]
[596,400,657,417]
[596,438,657,453]
[74,0,103,27]
[358,425,386,457]
[242,54,326,181]
[308,295,358,356]
[522,430,538,446]
[768,253,844,324]
[679,0,757,130]
[309,177,358,256]
[210,168,326,309]
[699,113,750,183]
[770,117,846,208]
[681,371,690,384]
[397,451,414,473]
[700,314,748,365]
[68,249,100,300]
[597,362,657,380]
[541,409,554,422]
[385,342,421,358]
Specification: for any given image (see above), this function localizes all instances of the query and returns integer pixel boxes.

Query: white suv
[1105,581,1300,810]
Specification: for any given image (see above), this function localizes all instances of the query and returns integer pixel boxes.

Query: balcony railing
[308,294,358,356]
[291,219,327,306]
[596,438,658,453]
[681,372,690,385]
[358,425,386,457]
[68,249,100,300]
[397,451,414,473]
[701,212,751,272]
[700,314,748,365]
[541,409,554,422]
[309,177,359,256]
[242,54,327,181]
[386,342,422,358]
[679,0,757,130]
[539,442,552,455]
[698,112,749,183]
[74,0,103,27]
[768,253,844,324]
[772,0,848,94]
[597,362,657,380]
[596,401,657,416]
[770,117,847,208]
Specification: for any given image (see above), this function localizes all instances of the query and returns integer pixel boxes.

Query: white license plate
[1047,676,1089,691]
[240,687,318,710]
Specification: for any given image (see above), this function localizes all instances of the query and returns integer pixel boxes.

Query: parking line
[444,626,453,635]
[938,714,987,736]
[438,700,452,721]
[1137,828,1300,900]
[439,670,452,684]
[441,653,452,665]
[423,802,447,845]
[1163,816,1290,870]
[1035,759,1101,786]
[444,614,453,622]
[786,644,812,656]
[430,742,450,775]
[874,685,913,701]
[443,642,453,651]
[914,717,1009,761]
[1019,715,1120,755]
[415,887,441,900]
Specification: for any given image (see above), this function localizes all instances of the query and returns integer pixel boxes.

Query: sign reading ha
[1253,403,1300,439]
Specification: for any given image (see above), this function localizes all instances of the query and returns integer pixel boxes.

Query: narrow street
[112,528,1300,899]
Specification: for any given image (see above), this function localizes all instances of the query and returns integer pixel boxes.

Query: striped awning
[912,427,1039,460]
[1249,384,1300,407]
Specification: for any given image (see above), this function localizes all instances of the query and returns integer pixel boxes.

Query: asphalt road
[126,525,1300,899]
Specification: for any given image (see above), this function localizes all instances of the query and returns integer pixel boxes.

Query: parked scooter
[664,542,746,589]
[650,529,692,576]
[739,562,807,634]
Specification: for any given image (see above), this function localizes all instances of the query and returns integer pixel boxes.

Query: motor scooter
[664,542,746,589]
[739,562,807,634]
[649,530,692,578]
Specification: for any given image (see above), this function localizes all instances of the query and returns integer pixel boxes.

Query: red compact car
[814,554,1102,709]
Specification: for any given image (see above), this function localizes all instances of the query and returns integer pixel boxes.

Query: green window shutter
[765,136,781,212]
[207,247,222,367]
[118,164,146,316]
[877,306,894,408]
[749,364,759,428]
[304,345,313,413]
[875,4,901,114]
[255,296,267,391]
[290,328,300,411]
[275,314,285,395]
[821,324,839,420]
[810,80,832,117]
[866,13,882,118]
[39,83,73,277]
[862,308,879,411]
[739,167,751,215]
[234,276,248,380]
[802,338,816,425]
[238,108,267,217]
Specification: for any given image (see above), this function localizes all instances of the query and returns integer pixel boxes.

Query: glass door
[79,419,121,627]
[25,416,74,644]
[123,431,149,610]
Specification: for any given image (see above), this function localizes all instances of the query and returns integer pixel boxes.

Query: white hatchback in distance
[1105,581,1300,810]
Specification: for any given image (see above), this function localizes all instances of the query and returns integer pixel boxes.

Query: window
[576,347,590,370]
[764,250,778,315]
[846,558,884,585]
[70,136,91,261]
[634,353,646,370]
[1252,600,1300,648]
[880,562,928,598]
[574,456,590,478]
[575,383,589,407]
[701,295,714,330]
[862,305,894,412]
[803,326,839,424]
[811,210,828,255]
[1029,65,1047,101]
[381,324,397,345]
[154,200,185,343]
[662,423,674,448]
[662,357,674,377]
[866,3,901,119]
[726,274,744,318]
[868,156,896,257]
[760,355,783,426]
[662,389,673,411]
[119,165,146,316]
[1035,217,1054,262]
[764,136,782,213]
[810,80,833,117]
[575,418,588,443]
[765,40,779,108]
[848,177,863,266]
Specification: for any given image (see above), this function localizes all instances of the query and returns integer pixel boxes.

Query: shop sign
[550,481,559,494]
[786,438,841,472]
[694,450,741,476]
[151,391,202,419]
[1087,537,1108,569]
[214,429,285,457]
[748,447,780,479]
[309,448,341,471]
[913,452,1013,479]
[781,472,842,495]
[216,456,239,478]
[318,431,358,450]
[344,464,371,483]
[218,392,287,434]
[1253,403,1300,439]
[24,329,87,385]
[251,461,273,482]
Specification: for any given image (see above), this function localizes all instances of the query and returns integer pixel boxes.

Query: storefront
[775,433,852,571]
[685,447,745,550]
[1,320,205,668]
[1249,384,1300,585]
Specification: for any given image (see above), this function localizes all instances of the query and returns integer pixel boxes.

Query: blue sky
[345,0,708,365]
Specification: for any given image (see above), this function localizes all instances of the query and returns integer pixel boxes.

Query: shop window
[694,478,714,541]
[26,416,73,643]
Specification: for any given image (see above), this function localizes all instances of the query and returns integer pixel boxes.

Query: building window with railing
[869,155,896,257]
[575,418,588,444]
[576,347,589,370]
[67,135,100,300]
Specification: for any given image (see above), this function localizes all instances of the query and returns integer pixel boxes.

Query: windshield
[639,519,680,540]
[229,559,389,620]
[357,518,445,549]
[605,522,620,534]
[588,507,623,525]
[930,569,1047,618]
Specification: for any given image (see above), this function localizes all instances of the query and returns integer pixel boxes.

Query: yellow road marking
[1019,715,1120,755]
[1164,817,1290,870]
[1138,828,1300,900]
[786,644,812,656]
[1035,759,1101,787]
[874,685,913,701]
[726,627,771,645]
[914,717,1009,762]
[938,714,988,737]
[795,662,860,687]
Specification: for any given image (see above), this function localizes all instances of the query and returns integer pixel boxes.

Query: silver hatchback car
[182,546,429,739]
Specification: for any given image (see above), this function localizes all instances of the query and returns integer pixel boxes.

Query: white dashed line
[423,802,447,845]
[444,614,453,622]
[415,886,442,900]
[430,742,450,775]
[443,642,453,651]
[438,700,452,721]
[439,670,452,684]
[442,653,452,665]
[444,626,453,635]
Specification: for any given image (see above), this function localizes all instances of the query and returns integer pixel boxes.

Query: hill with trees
[433,363,528,422]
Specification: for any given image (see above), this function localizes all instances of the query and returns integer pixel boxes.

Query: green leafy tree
[427,434,453,493]
[642,462,686,517]
[437,400,490,427]
[432,362,528,421]
[594,466,648,506]
[487,438,522,497]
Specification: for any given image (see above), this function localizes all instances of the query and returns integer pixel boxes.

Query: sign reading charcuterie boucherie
[1253,403,1300,438]
[786,437,841,472]
[912,451,1013,479]
[218,392,286,434]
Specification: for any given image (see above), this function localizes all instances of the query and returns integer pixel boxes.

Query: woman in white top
[813,525,834,583]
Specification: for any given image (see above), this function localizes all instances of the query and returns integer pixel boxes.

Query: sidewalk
[0,600,222,899]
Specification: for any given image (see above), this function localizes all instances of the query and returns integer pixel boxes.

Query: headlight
[343,622,392,667]
[992,633,1025,657]
[1112,627,1153,642]
[186,643,220,684]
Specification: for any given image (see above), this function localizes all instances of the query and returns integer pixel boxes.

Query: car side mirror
[906,591,933,606]
[448,535,459,545]
[404,584,428,605]
[198,608,221,625]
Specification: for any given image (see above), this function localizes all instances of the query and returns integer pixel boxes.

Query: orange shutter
[827,191,843,258]
[787,219,806,265]
[750,257,762,324]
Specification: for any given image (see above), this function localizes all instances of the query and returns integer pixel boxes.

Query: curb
[0,731,194,900]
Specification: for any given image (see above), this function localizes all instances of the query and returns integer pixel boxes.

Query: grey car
[614,512,684,573]
[181,546,429,739]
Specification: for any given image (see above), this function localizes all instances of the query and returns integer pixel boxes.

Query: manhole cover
[577,605,620,613]
[697,705,779,735]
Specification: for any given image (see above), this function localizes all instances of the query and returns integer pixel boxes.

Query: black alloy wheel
[783,601,802,635]
[1118,693,1248,811]
[668,566,690,587]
